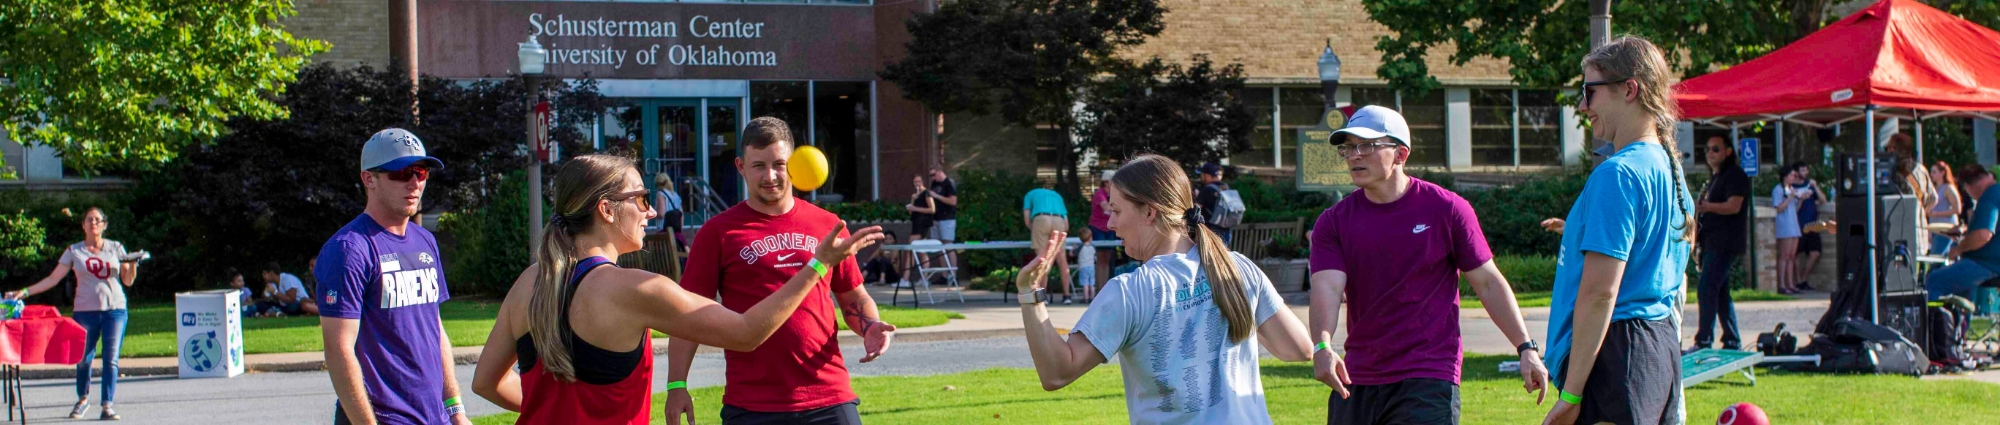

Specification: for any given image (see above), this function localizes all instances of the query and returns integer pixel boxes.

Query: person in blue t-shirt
[1542,36,1694,425]
[1022,187,1073,303]
[1929,166,2000,300]
[316,129,471,425]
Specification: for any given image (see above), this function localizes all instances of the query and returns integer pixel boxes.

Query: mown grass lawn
[114,302,959,358]
[1461,289,1790,310]
[475,354,2000,424]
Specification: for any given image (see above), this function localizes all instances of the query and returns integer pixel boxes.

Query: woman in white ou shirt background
[1012,154,1313,424]
[8,207,145,421]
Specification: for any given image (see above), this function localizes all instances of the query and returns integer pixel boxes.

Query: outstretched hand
[814,222,886,267]
[1014,231,1068,294]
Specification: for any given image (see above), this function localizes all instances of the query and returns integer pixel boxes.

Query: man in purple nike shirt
[1307,106,1549,424]
[316,128,471,425]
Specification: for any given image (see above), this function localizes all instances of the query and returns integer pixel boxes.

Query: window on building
[1278,87,1329,169]
[1,135,21,181]
[1401,89,1449,168]
[1471,89,1514,166]
[1229,87,1276,168]
[1517,90,1564,166]
[811,81,873,201]
[749,81,809,141]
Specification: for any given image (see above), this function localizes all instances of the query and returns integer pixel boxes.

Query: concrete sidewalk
[31,285,1973,382]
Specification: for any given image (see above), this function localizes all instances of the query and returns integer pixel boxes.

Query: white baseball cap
[359,128,444,172]
[1328,105,1412,147]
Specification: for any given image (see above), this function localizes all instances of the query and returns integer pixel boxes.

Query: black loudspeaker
[1835,192,1923,294]
[1836,153,1901,198]
[1878,291,1930,364]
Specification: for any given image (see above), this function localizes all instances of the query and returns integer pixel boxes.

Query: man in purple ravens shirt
[1307,106,1549,424]
[315,128,471,425]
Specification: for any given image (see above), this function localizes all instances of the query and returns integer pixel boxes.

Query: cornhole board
[1682,349,1762,388]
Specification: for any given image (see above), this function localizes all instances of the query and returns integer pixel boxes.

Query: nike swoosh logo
[777,253,797,261]
[1412,225,1430,234]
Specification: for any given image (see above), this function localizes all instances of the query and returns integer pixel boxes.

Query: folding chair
[905,240,963,304]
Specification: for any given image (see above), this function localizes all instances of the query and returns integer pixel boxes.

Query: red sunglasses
[375,166,430,182]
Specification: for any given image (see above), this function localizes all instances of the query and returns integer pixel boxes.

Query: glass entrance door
[635,98,741,226]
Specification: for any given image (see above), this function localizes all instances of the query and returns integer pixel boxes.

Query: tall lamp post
[1318,39,1341,112]
[520,35,546,257]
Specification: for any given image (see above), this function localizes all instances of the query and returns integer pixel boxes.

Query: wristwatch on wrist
[1019,288,1048,306]
[1516,340,1540,356]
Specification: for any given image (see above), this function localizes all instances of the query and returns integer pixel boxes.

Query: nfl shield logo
[325,290,338,305]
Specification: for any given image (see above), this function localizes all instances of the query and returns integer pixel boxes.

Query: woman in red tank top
[471,154,884,424]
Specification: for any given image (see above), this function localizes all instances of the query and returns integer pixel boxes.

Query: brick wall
[1121,0,1515,85]
[284,0,392,69]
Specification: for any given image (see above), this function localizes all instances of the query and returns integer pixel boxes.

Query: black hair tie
[1183,208,1204,231]
[549,214,569,230]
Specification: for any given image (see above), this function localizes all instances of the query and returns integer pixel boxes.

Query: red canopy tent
[1673,0,2000,328]
[1676,0,2000,127]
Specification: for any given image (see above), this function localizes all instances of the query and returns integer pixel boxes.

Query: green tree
[0,1,325,177]
[881,0,1165,194]
[1363,0,1839,96]
[1077,55,1256,169]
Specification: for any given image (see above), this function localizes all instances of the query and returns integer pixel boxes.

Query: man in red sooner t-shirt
[665,117,896,425]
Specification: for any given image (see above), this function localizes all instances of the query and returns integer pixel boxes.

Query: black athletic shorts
[1326,377,1459,425]
[723,400,862,425]
[1798,232,1822,253]
[1569,318,1681,425]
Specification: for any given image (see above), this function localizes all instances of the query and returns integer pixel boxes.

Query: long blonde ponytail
[1110,155,1255,342]
[529,154,636,382]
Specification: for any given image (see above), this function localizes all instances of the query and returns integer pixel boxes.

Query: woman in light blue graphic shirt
[1011,154,1314,424]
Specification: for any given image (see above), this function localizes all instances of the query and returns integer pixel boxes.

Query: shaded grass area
[476,354,2000,424]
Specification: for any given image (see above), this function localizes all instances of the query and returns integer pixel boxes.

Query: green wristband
[666,381,688,391]
[444,396,461,408]
[807,258,829,276]
[1559,390,1582,405]
[1313,341,1333,353]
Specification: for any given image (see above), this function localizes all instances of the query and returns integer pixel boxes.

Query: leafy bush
[1451,168,1589,257]
[1263,233,1305,259]
[954,169,1041,276]
[437,171,538,295]
[1458,255,1559,295]
[1229,176,1332,225]
[821,200,908,223]
[0,210,52,281]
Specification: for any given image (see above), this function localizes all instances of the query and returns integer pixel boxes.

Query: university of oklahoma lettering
[528,13,778,69]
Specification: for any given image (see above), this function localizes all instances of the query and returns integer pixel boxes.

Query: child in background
[1076,230,1097,301]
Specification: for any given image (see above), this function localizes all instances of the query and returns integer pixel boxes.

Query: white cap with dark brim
[1328,105,1412,147]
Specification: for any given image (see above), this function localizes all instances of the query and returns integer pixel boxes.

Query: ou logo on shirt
[85,257,112,280]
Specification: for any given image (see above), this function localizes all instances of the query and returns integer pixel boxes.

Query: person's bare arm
[438,318,470,424]
[1466,261,1550,403]
[1307,270,1353,396]
[8,264,72,299]
[323,318,377,425]
[1950,230,1994,259]
[471,270,525,411]
[1256,302,1312,362]
[120,263,137,287]
[1015,230,1108,390]
[931,189,958,206]
[634,224,882,351]
[1465,262,1535,353]
[1558,253,1626,400]
[834,283,896,362]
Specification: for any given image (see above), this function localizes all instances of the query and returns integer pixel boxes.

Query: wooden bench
[1226,218,1307,260]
